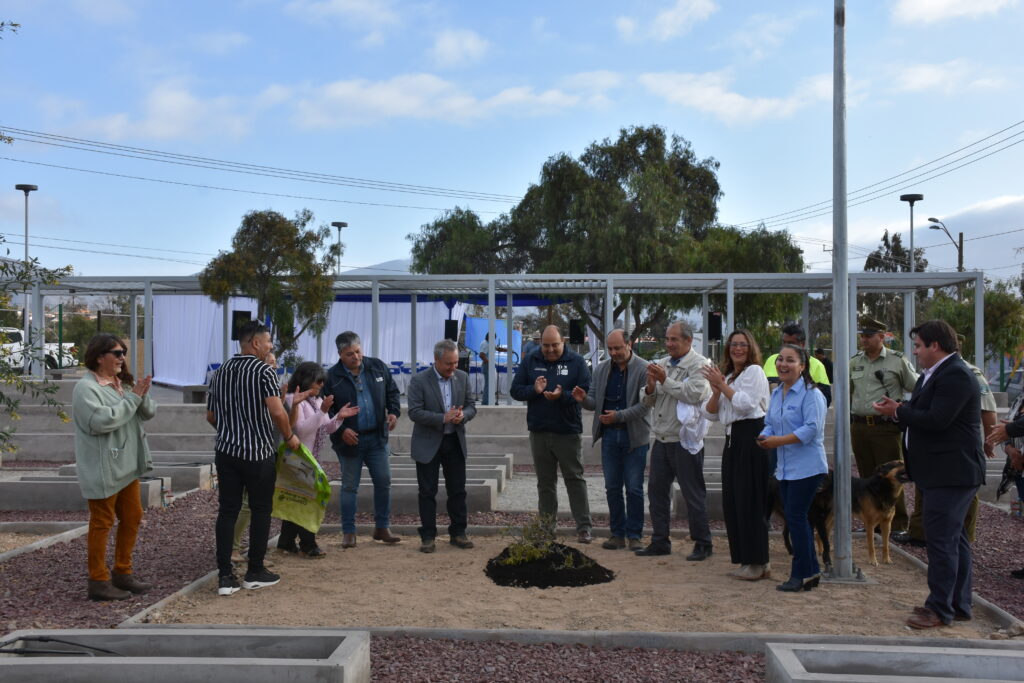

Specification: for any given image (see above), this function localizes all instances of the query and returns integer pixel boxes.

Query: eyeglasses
[728,342,749,348]
[107,349,126,358]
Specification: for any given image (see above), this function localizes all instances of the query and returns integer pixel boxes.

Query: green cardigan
[72,372,157,500]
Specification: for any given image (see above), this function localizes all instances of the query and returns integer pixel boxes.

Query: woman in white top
[702,329,771,581]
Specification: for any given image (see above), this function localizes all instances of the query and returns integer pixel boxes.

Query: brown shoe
[577,529,593,544]
[907,608,948,629]
[913,605,971,622]
[627,538,644,551]
[112,572,152,594]
[601,536,625,550]
[341,533,357,548]
[372,528,402,544]
[420,539,436,553]
[87,579,131,602]
[449,535,474,549]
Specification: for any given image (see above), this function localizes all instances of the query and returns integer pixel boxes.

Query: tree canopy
[199,209,338,356]
[408,125,805,340]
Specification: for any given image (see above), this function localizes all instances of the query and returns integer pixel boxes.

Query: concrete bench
[328,478,497,514]
[387,464,507,491]
[59,463,213,491]
[672,482,724,521]
[153,382,209,404]
[0,477,164,511]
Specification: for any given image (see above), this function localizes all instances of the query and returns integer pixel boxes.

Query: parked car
[0,327,78,370]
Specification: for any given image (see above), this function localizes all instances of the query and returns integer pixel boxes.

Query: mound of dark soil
[485,542,615,589]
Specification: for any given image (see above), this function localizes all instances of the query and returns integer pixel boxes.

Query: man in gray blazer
[572,329,651,550]
[407,339,477,553]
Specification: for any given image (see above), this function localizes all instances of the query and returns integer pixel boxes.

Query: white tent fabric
[152,295,465,392]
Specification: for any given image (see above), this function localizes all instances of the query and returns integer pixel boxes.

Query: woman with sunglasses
[757,343,828,592]
[701,329,771,581]
[72,334,156,601]
[277,361,358,557]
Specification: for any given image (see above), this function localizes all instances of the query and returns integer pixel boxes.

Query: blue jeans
[600,428,648,539]
[337,432,392,534]
[779,473,825,580]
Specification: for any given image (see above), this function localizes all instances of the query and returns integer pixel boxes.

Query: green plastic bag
[272,442,331,533]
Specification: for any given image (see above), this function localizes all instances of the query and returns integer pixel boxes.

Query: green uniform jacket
[965,361,998,413]
[849,346,918,416]
[72,372,156,500]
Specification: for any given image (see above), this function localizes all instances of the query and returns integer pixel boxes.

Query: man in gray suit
[407,339,477,553]
[573,329,651,550]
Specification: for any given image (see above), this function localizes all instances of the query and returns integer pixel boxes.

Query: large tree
[199,209,338,356]
[861,229,928,340]
[408,125,805,340]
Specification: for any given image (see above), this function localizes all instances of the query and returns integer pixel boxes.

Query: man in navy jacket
[511,325,592,542]
[324,331,402,549]
[874,319,985,629]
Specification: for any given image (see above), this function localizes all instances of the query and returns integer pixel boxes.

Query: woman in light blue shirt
[757,344,828,592]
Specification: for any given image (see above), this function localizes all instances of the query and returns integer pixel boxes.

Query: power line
[1,125,522,203]
[735,118,1024,228]
[0,156,501,214]
[0,231,216,257]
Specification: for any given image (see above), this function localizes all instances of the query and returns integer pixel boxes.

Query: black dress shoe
[685,544,713,561]
[776,577,804,592]
[634,544,671,556]
[892,531,926,547]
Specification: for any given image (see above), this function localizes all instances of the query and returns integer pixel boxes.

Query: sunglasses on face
[107,349,127,358]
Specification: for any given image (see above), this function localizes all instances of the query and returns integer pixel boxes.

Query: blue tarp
[465,316,522,364]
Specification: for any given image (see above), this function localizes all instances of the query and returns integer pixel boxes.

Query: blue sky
[1,0,1022,281]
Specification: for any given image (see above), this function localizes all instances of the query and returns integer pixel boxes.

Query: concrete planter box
[766,642,1024,682]
[0,627,370,683]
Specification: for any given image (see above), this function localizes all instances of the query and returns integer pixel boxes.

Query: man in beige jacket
[635,321,713,560]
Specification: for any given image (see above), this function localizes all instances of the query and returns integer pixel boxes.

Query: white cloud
[428,29,489,68]
[190,31,251,56]
[727,11,810,62]
[889,60,1006,95]
[892,0,1019,24]
[291,73,581,128]
[285,0,400,43]
[618,0,717,42]
[77,81,250,141]
[70,0,135,24]
[639,70,831,124]
[559,71,624,107]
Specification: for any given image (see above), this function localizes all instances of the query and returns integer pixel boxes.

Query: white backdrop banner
[152,295,465,391]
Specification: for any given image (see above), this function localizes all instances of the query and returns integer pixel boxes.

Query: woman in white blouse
[702,329,772,581]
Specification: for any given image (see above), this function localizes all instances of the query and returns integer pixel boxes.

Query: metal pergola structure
[26,270,984,387]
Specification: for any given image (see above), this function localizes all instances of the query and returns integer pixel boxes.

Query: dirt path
[153,534,1001,639]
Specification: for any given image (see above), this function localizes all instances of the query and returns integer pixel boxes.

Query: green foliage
[919,279,1024,361]
[199,209,338,355]
[408,125,805,341]
[62,314,125,363]
[862,230,928,335]
[498,515,555,566]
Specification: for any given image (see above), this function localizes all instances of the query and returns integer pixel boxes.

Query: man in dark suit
[874,319,986,629]
[407,339,477,553]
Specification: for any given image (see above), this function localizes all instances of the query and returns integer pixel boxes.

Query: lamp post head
[15,184,38,194]
[899,193,923,205]
[926,217,940,223]
[331,221,348,229]
[929,224,941,230]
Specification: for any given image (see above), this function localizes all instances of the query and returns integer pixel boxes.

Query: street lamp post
[927,218,963,272]
[899,194,922,357]
[330,221,347,278]
[15,184,37,376]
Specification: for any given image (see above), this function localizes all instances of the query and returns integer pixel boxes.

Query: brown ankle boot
[112,572,152,594]
[88,579,131,601]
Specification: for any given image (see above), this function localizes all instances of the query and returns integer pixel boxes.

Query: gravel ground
[371,637,765,682]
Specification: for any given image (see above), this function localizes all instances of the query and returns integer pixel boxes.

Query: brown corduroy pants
[86,479,143,581]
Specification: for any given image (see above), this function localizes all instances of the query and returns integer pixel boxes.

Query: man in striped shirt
[207,321,300,596]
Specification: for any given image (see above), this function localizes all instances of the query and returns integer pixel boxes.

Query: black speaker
[444,319,459,341]
[568,319,585,345]
[707,312,723,341]
[230,310,252,341]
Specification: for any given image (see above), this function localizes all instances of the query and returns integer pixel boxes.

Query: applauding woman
[277,362,358,557]
[702,329,771,581]
[73,334,156,601]
[757,344,828,593]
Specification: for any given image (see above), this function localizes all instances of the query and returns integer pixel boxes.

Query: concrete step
[58,463,213,491]
[0,477,164,511]
[383,465,507,491]
[0,404,216,434]
[327,479,497,514]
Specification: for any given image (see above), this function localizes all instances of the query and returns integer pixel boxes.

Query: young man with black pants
[207,321,300,596]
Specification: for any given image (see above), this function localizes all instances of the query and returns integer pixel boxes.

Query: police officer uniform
[850,317,918,532]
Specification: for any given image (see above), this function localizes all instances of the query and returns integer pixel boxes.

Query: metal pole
[506,292,514,405]
[371,279,380,359]
[410,293,418,375]
[487,278,496,406]
[701,292,710,357]
[831,0,855,581]
[605,279,614,340]
[143,280,154,377]
[802,294,811,345]
[58,302,64,369]
[130,294,138,377]
[975,273,984,368]
[726,277,735,336]
[222,298,229,362]
[31,282,42,377]
[957,232,963,272]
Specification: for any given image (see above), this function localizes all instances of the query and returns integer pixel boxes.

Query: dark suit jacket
[323,356,401,458]
[896,353,986,489]
[406,367,476,464]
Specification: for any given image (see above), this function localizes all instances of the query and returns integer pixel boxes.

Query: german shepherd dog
[770,460,910,569]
